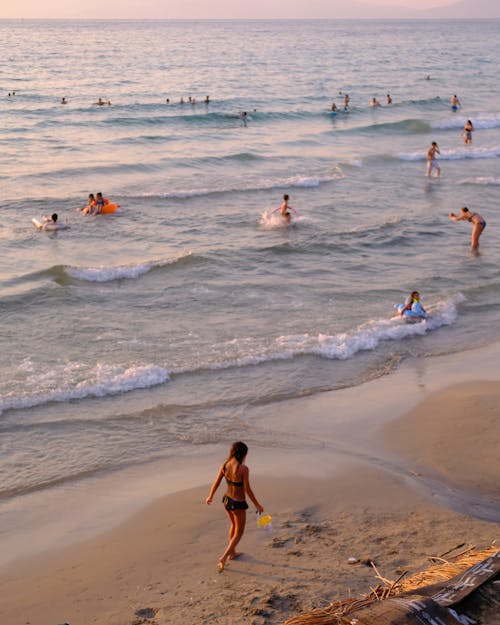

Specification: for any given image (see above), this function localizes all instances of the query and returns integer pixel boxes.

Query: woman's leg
[218,509,247,570]
[471,223,483,249]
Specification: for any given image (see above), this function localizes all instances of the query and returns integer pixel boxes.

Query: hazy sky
[0,0,481,20]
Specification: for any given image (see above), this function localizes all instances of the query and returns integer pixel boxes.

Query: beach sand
[1,357,499,625]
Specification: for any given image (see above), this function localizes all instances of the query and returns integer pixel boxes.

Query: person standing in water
[450,94,461,111]
[206,441,264,571]
[271,194,300,222]
[463,120,474,144]
[343,93,350,110]
[449,207,486,250]
[426,141,441,177]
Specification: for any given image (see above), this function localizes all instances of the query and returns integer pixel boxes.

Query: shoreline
[1,339,500,573]
[0,341,499,623]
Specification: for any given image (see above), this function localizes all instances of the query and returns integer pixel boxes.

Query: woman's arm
[206,466,224,504]
[449,212,464,221]
[242,466,264,513]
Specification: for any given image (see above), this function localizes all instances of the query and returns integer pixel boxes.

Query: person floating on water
[95,192,109,213]
[206,441,264,572]
[271,194,300,223]
[61,97,67,104]
[426,141,441,177]
[449,207,486,250]
[95,98,105,106]
[80,193,98,215]
[398,291,428,320]
[40,213,61,231]
[463,119,474,144]
[450,94,461,111]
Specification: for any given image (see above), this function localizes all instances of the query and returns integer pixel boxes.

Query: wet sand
[0,347,499,625]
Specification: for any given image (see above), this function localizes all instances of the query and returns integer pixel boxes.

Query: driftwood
[284,546,500,625]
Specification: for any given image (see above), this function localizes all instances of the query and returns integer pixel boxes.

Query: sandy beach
[1,345,499,625]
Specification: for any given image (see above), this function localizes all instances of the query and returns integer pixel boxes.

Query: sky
[0,0,494,20]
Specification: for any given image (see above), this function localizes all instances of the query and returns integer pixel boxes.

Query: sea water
[1,19,500,526]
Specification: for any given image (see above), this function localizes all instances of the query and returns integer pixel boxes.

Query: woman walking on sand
[206,441,264,571]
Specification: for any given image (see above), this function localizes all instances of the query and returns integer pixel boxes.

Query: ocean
[1,18,499,551]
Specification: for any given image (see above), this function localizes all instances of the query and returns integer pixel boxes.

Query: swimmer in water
[270,194,300,223]
[80,193,98,215]
[344,93,350,110]
[331,102,337,112]
[449,207,486,250]
[370,97,381,107]
[386,94,392,104]
[450,94,461,111]
[399,291,427,318]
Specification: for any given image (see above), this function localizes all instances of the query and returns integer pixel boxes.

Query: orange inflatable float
[100,202,120,214]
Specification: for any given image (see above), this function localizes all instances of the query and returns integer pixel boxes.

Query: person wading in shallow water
[206,441,264,571]
[449,207,486,251]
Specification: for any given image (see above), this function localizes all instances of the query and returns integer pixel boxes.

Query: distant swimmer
[34,213,68,231]
[331,102,337,112]
[344,94,350,111]
[425,75,431,80]
[95,192,109,213]
[95,98,105,106]
[463,119,474,144]
[180,97,184,104]
[450,94,461,111]
[61,97,67,104]
[80,193,98,215]
[271,194,300,223]
[205,95,210,104]
[426,141,441,177]
[370,97,381,108]
[166,98,170,104]
[386,93,392,105]
[449,207,486,250]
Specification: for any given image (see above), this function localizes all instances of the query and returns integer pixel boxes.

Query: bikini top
[223,463,243,487]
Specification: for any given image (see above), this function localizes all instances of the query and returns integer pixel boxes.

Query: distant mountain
[422,0,500,18]
[279,0,499,20]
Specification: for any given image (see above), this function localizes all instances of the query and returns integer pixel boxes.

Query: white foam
[0,362,170,415]
[460,176,500,186]
[431,116,500,130]
[135,172,341,200]
[65,252,191,283]
[399,146,500,162]
[175,294,464,373]
[259,210,305,229]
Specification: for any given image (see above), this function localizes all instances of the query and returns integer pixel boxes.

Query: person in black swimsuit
[449,207,486,250]
[206,441,264,571]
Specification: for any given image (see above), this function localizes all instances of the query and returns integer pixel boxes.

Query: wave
[0,362,170,416]
[5,253,193,289]
[398,145,500,162]
[344,118,432,135]
[431,115,500,130]
[65,252,193,283]
[130,172,342,200]
[0,294,463,416]
[178,293,463,372]
[460,176,500,186]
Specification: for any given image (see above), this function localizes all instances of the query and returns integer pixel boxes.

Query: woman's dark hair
[227,441,248,464]
[283,194,289,201]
